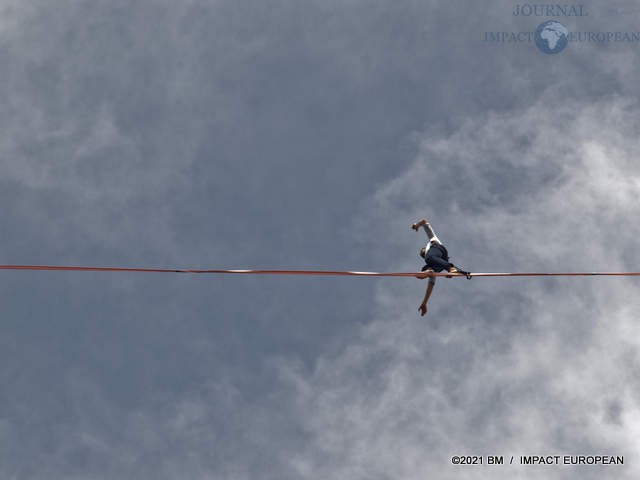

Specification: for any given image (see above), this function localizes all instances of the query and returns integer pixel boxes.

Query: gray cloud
[1,1,640,479]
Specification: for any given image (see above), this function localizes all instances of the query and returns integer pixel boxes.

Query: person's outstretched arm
[411,219,439,243]
[419,280,435,316]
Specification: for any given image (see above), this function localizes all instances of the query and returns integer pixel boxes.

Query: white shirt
[422,223,443,257]
[421,223,443,284]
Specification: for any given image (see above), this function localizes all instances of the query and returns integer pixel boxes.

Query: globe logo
[535,21,569,54]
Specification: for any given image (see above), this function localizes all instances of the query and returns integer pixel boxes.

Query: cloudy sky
[1,1,640,479]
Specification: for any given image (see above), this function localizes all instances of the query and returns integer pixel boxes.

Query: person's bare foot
[416,268,435,279]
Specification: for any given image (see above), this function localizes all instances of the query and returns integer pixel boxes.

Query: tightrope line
[1,265,639,278]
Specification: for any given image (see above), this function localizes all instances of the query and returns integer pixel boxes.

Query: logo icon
[535,21,569,53]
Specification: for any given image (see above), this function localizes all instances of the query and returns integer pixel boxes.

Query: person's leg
[425,250,454,272]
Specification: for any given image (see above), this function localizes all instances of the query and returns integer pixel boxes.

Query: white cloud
[281,95,640,479]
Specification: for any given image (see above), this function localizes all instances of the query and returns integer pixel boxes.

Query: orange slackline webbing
[0,265,639,278]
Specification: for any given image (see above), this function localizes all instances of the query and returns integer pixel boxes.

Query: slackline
[0,265,639,278]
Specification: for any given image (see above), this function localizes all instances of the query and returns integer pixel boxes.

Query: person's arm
[419,279,435,316]
[411,219,439,243]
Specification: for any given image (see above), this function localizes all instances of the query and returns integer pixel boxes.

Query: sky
[1,1,640,479]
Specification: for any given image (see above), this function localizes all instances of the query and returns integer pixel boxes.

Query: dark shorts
[423,244,452,272]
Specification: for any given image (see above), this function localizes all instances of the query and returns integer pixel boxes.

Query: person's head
[418,246,426,259]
